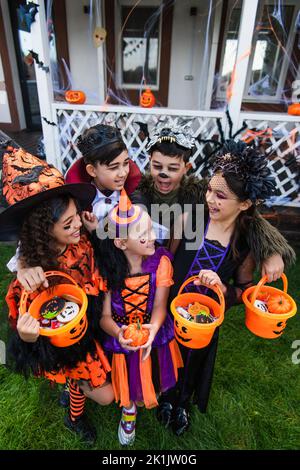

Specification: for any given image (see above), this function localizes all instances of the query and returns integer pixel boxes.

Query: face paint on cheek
[140,239,146,244]
[158,172,169,179]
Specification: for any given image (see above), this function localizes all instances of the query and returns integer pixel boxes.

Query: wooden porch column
[227,0,259,133]
[28,0,61,170]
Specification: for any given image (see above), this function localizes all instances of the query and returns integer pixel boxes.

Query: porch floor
[4,130,42,155]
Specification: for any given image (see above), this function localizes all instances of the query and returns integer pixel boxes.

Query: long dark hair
[19,195,75,269]
[91,233,130,291]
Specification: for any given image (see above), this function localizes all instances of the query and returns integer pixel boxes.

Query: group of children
[0,123,295,447]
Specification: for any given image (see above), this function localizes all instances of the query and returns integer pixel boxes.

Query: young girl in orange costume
[0,147,113,446]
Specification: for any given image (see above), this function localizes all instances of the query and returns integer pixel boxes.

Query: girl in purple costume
[85,192,183,446]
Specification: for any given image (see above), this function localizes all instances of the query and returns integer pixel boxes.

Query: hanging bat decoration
[17,2,39,33]
[42,117,57,126]
[28,50,49,73]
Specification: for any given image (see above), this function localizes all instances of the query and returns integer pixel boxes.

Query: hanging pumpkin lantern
[65,90,86,105]
[287,103,300,116]
[140,88,156,108]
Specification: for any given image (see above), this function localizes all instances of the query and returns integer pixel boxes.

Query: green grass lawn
[0,243,299,450]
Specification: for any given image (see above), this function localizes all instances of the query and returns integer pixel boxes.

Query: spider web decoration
[193,110,248,177]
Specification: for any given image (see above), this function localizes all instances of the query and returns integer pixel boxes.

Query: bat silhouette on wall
[42,117,57,126]
[28,50,49,73]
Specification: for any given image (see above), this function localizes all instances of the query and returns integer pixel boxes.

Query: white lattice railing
[239,112,300,207]
[52,104,300,207]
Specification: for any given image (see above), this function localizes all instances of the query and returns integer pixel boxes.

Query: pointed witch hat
[108,189,142,237]
[0,147,96,240]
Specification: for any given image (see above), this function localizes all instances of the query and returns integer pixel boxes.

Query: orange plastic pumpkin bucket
[19,271,88,347]
[170,276,225,349]
[242,274,297,339]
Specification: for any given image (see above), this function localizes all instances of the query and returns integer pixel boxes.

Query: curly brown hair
[19,195,73,269]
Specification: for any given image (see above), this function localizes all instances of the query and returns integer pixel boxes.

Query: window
[216,0,300,103]
[116,1,162,89]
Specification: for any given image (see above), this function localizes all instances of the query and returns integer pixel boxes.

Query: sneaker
[59,389,70,408]
[157,401,173,428]
[64,414,97,446]
[172,407,189,436]
[118,404,137,446]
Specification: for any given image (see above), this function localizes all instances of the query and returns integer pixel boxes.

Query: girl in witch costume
[131,124,295,278]
[157,141,296,436]
[6,124,141,273]
[84,190,183,446]
[0,148,114,446]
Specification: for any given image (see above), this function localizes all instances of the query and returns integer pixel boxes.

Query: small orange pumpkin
[267,294,292,314]
[123,320,149,347]
[287,103,300,116]
[140,88,155,108]
[65,90,86,105]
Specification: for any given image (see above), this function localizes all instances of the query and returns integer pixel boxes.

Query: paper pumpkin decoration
[93,27,107,48]
[140,88,156,108]
[287,103,300,116]
[65,90,86,104]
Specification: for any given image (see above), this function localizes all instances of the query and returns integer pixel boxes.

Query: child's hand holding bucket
[17,312,40,343]
[17,266,49,292]
[194,269,227,293]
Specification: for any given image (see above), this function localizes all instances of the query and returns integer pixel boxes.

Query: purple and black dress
[103,247,183,408]
[164,210,252,412]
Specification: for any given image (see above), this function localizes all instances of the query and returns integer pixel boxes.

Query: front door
[105,0,174,107]
[8,0,42,130]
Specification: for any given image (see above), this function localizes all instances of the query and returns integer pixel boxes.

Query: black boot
[172,407,189,436]
[157,401,174,428]
[64,414,97,446]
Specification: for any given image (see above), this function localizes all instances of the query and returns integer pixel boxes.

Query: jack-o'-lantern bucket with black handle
[170,276,225,349]
[19,271,88,347]
[242,274,297,339]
